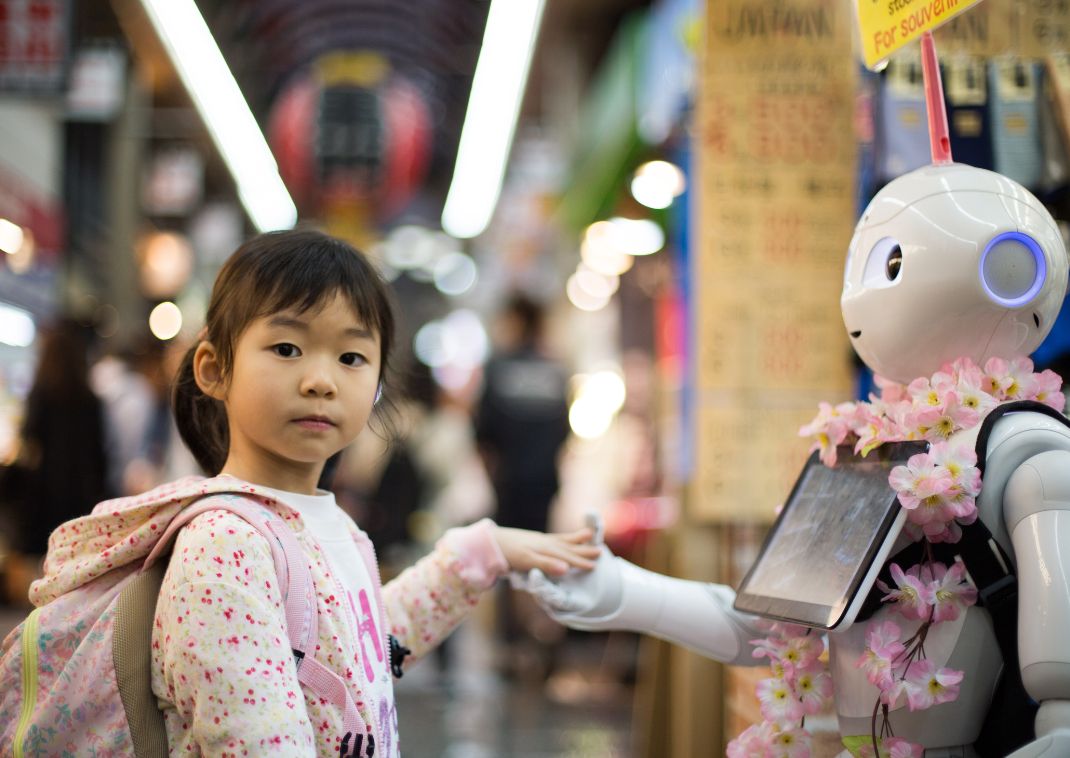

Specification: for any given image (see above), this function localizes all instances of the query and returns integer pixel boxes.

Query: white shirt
[259,485,400,758]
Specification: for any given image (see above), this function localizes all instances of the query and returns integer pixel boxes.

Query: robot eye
[979,232,1046,308]
[885,246,902,281]
[862,237,903,289]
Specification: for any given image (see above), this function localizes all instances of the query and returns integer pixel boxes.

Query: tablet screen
[734,441,927,629]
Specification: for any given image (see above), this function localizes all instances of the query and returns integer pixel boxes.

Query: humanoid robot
[522,36,1070,758]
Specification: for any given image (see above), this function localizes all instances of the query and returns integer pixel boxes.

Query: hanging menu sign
[694,0,856,523]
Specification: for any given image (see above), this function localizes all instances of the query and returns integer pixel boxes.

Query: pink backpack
[0,479,372,758]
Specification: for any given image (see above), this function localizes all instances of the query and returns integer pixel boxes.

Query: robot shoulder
[975,407,1070,552]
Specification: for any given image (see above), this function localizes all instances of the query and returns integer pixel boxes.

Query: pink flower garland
[727,623,831,758]
[728,356,1065,758]
[800,356,1064,468]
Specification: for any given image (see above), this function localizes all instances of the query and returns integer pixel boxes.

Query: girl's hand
[492,526,601,577]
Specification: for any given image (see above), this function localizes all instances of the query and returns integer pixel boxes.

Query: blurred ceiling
[200,0,489,211]
[113,0,651,226]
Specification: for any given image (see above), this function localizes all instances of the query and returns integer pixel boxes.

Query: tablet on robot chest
[733,441,928,631]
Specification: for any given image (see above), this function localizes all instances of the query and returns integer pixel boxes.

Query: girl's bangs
[252,239,391,337]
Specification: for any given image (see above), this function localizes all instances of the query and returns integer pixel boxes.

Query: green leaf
[842,734,878,758]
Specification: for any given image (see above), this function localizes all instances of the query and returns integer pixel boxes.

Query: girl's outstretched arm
[381,520,596,663]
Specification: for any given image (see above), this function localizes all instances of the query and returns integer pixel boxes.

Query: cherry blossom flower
[874,374,908,404]
[981,357,1010,396]
[919,391,981,441]
[854,405,901,457]
[907,377,941,408]
[888,454,954,510]
[756,677,804,724]
[954,363,998,416]
[858,737,924,758]
[984,357,1038,400]
[917,519,963,544]
[906,491,976,532]
[903,660,963,710]
[903,404,941,439]
[856,620,904,690]
[929,442,981,498]
[727,722,776,758]
[929,365,957,393]
[885,737,924,758]
[780,633,823,674]
[879,563,931,620]
[927,561,977,622]
[879,676,911,709]
[770,727,811,758]
[751,635,788,663]
[1031,369,1066,412]
[1006,357,1040,400]
[792,669,833,715]
[800,401,858,466]
[886,399,917,436]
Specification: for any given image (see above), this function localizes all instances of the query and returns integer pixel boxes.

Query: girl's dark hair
[173,228,396,474]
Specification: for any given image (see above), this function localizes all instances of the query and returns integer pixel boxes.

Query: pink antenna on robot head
[920,30,953,164]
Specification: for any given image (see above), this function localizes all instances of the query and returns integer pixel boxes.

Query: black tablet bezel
[733,440,928,630]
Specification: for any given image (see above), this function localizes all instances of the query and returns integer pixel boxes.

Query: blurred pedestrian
[1,318,110,602]
[476,293,570,675]
[476,294,569,534]
[92,336,199,495]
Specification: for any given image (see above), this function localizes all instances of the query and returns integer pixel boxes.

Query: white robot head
[842,163,1068,384]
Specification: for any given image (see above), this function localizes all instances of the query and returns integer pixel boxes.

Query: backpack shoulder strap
[117,493,369,756]
[973,400,1070,474]
[144,496,314,655]
[114,560,170,758]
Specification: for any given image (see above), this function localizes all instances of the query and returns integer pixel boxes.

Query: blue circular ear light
[979,231,1046,308]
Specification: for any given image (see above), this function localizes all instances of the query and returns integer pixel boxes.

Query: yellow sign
[857,0,984,69]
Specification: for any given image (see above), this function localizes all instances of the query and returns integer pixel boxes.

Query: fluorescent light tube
[441,0,545,239]
[139,0,297,232]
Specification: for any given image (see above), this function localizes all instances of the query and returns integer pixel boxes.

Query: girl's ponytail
[172,343,229,475]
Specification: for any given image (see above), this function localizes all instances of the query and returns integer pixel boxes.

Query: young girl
[35,229,599,757]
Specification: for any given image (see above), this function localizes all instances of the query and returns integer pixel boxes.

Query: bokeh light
[630,160,686,210]
[0,303,35,347]
[149,301,184,340]
[433,252,478,296]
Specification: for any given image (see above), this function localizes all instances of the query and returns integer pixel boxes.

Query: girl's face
[214,292,381,493]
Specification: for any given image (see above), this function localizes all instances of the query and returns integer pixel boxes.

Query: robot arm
[516,546,764,666]
[1004,449,1070,756]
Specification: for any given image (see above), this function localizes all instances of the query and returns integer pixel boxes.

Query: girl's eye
[340,353,367,367]
[272,343,300,358]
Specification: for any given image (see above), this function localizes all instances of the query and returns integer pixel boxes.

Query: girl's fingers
[558,528,595,544]
[559,541,601,560]
[546,544,597,570]
[539,556,571,576]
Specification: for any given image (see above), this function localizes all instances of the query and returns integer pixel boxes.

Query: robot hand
[511,514,763,665]
[510,513,625,628]
[511,546,627,629]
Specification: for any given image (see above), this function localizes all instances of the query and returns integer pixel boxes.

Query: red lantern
[268,53,432,222]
